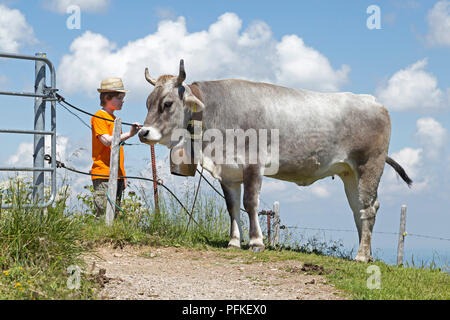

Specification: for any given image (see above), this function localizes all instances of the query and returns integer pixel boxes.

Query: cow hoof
[249,241,265,253]
[227,239,241,249]
[354,254,373,263]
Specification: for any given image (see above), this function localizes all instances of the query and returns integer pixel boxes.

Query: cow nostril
[139,129,149,138]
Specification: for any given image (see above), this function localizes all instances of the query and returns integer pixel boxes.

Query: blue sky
[0,0,449,266]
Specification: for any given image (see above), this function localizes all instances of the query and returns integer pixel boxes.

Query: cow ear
[184,93,205,112]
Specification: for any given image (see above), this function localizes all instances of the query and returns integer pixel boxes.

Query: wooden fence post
[397,205,407,265]
[273,201,280,247]
[150,145,159,215]
[105,118,122,226]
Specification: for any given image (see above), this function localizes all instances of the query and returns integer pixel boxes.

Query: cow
[138,60,412,263]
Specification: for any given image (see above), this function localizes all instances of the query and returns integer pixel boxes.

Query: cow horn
[176,59,186,86]
[145,67,156,86]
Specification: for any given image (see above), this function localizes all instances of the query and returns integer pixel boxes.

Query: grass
[0,175,448,300]
[207,244,449,299]
[0,177,95,299]
[218,248,449,300]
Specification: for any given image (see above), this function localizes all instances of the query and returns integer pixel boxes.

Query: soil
[84,245,347,300]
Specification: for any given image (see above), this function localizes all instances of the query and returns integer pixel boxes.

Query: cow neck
[187,83,203,137]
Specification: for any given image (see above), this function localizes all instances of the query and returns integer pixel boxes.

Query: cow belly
[201,155,244,184]
[267,159,353,186]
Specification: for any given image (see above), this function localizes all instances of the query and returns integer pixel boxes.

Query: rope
[195,169,249,214]
[54,94,279,216]
[185,166,204,233]
[57,101,92,130]
[55,93,136,127]
[44,154,211,243]
[57,100,142,147]
[106,192,126,216]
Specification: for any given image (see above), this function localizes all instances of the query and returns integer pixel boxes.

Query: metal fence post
[33,52,46,205]
[273,201,280,247]
[0,52,57,209]
[397,205,407,265]
[106,118,122,226]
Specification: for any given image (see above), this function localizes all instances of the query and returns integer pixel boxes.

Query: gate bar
[0,91,51,98]
[0,52,57,209]
[0,129,54,135]
[0,167,54,172]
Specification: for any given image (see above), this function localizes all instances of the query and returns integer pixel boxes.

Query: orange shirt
[91,109,125,180]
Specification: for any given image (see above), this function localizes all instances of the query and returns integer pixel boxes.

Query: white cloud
[310,185,330,198]
[155,7,177,20]
[7,141,33,167]
[43,0,110,14]
[7,135,69,167]
[415,117,448,160]
[426,0,450,47]
[0,4,37,53]
[376,59,448,111]
[4,134,94,204]
[275,35,349,92]
[58,13,350,99]
[261,180,288,194]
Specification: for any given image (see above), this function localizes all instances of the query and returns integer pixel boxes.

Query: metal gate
[0,52,57,208]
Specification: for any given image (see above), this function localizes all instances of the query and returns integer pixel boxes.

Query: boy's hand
[130,122,142,137]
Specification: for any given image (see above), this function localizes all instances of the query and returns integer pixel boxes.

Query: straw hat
[97,77,129,93]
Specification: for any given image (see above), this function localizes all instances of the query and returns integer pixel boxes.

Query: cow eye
[164,101,173,109]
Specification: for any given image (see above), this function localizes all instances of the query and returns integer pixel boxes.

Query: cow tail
[385,156,413,188]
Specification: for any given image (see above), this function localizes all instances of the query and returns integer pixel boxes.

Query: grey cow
[138,60,412,263]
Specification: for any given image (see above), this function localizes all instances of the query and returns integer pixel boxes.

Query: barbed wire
[42,154,214,243]
[279,225,450,242]
[54,94,450,244]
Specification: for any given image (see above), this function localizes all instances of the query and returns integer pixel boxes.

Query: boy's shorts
[92,179,125,218]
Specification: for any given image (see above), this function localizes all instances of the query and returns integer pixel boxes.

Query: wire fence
[16,93,450,247]
[277,225,450,242]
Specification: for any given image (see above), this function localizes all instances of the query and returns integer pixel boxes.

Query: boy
[91,77,141,218]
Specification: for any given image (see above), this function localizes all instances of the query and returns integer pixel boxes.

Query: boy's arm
[98,122,141,147]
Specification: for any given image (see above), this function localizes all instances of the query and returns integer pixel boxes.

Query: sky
[0,0,449,266]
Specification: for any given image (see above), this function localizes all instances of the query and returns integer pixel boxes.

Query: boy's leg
[93,179,109,218]
[114,179,125,218]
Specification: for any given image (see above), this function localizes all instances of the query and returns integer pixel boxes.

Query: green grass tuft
[0,175,448,300]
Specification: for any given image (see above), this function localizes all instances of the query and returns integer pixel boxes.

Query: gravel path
[84,245,347,300]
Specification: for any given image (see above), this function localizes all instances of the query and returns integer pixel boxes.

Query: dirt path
[84,245,347,300]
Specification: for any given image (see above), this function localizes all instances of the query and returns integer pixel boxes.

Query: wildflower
[2,270,8,276]
[18,267,23,271]
[14,282,22,290]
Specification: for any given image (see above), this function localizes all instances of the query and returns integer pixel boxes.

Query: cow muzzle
[138,126,162,145]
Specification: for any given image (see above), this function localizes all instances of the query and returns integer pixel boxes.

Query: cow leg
[243,165,264,251]
[340,170,363,241]
[340,157,384,263]
[354,155,385,263]
[220,182,242,248]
